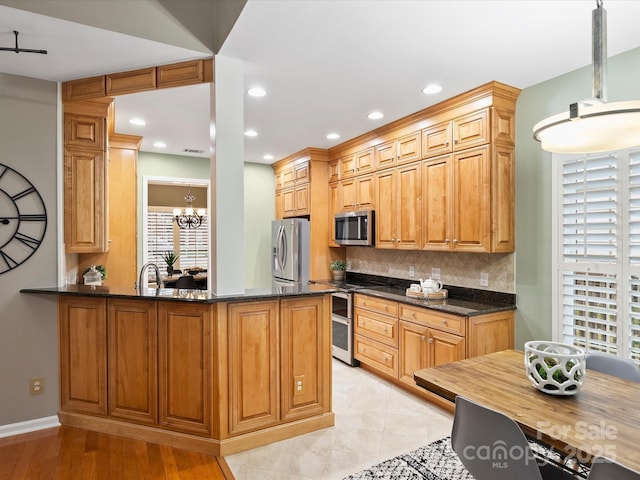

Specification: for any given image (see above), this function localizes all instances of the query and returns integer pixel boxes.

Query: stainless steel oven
[331,291,358,366]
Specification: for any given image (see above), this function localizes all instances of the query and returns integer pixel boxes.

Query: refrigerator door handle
[278,225,287,269]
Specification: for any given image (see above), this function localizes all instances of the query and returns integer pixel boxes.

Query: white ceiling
[2,1,640,163]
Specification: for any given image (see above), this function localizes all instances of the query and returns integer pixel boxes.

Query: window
[554,148,640,362]
[146,207,208,275]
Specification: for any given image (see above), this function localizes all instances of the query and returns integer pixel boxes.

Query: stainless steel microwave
[334,210,374,246]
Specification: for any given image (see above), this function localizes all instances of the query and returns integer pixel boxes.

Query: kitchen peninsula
[21,283,336,456]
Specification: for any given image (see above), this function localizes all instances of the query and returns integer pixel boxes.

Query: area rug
[342,437,474,480]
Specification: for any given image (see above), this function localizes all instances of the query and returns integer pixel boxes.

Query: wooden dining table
[414,349,640,472]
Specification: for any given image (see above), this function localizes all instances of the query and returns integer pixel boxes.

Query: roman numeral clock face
[0,164,47,274]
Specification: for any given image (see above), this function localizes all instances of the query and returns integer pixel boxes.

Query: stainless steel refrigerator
[272,218,310,286]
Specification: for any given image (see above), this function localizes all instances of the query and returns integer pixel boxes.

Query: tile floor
[225,359,454,480]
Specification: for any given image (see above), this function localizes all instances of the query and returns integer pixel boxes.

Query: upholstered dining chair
[588,456,640,479]
[174,275,197,289]
[451,396,577,480]
[585,352,640,382]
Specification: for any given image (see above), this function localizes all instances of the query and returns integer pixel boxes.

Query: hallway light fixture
[533,0,640,153]
[173,189,206,229]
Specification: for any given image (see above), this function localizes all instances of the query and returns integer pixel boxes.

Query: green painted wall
[515,47,640,348]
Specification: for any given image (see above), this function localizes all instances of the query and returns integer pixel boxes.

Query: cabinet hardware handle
[454,139,458,144]
[442,319,447,325]
[383,327,388,333]
[453,239,458,244]
[428,338,434,344]
[445,238,450,244]
[421,335,426,340]
[384,305,388,310]
[411,312,415,317]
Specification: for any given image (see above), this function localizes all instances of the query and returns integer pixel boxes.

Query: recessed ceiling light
[368,111,384,120]
[245,129,258,137]
[153,141,166,148]
[326,133,340,140]
[248,87,266,97]
[129,118,146,126]
[422,84,443,95]
[263,154,274,161]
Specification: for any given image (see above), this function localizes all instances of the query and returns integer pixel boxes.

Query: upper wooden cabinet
[340,174,375,211]
[272,149,332,279]
[375,131,421,169]
[422,108,490,159]
[62,59,213,102]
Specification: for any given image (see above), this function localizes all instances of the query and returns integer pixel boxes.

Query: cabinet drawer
[354,294,398,316]
[354,334,398,378]
[399,304,464,335]
[354,308,398,347]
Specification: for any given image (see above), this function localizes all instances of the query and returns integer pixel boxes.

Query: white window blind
[556,148,640,362]
[146,207,209,281]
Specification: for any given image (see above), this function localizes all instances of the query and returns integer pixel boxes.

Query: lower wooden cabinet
[58,293,332,455]
[158,301,213,436]
[354,293,513,395]
[59,296,107,415]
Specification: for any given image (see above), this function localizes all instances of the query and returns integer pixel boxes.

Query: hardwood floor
[0,426,234,480]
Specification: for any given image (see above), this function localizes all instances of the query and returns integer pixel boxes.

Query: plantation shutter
[178,217,209,269]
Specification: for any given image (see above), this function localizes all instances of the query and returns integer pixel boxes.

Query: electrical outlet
[432,268,441,280]
[346,261,352,270]
[480,272,489,287]
[294,375,305,396]
[409,266,415,277]
[29,377,44,395]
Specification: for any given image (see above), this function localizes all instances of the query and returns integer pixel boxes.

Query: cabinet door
[422,120,452,158]
[282,166,296,188]
[356,148,375,174]
[64,113,106,150]
[375,140,396,170]
[356,174,375,210]
[354,334,398,378]
[280,297,329,422]
[467,311,514,358]
[275,190,283,220]
[453,108,489,151]
[282,187,296,217]
[491,145,515,252]
[64,148,108,253]
[374,168,396,249]
[227,301,280,435]
[428,329,465,367]
[422,155,451,250]
[295,161,310,183]
[108,299,157,425]
[396,131,421,165]
[399,321,428,386]
[396,162,421,249]
[59,296,107,415]
[294,184,310,215]
[340,154,356,179]
[158,302,212,436]
[451,146,490,251]
[340,178,356,211]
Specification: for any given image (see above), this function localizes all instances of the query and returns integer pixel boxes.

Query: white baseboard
[0,416,60,438]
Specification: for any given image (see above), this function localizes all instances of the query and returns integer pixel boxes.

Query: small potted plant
[82,265,107,285]
[330,259,347,282]
[161,251,180,275]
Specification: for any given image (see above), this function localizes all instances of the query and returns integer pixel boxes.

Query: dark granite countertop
[354,286,515,317]
[20,282,338,303]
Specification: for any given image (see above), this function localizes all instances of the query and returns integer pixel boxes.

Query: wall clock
[0,163,47,274]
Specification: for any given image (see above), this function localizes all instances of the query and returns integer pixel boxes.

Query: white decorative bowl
[524,341,586,396]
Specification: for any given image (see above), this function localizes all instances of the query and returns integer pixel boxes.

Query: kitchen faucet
[138,262,163,290]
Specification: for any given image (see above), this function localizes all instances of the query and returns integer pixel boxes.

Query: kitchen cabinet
[354,292,514,397]
[158,302,213,436]
[423,145,511,252]
[329,181,341,247]
[59,296,107,416]
[375,162,421,249]
[227,301,279,435]
[340,174,375,211]
[375,131,421,170]
[63,100,112,254]
[108,299,157,425]
[340,148,375,179]
[273,149,332,279]
[422,109,489,159]
[354,294,399,378]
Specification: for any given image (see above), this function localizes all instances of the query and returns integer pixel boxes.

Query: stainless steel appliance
[272,218,310,285]
[331,291,358,366]
[334,210,374,246]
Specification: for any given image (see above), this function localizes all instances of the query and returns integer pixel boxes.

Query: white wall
[0,73,59,425]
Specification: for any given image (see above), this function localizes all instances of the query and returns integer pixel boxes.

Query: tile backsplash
[346,247,515,293]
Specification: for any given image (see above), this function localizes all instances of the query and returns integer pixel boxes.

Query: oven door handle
[332,313,350,326]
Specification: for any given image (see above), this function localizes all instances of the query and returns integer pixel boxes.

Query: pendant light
[533,0,640,154]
